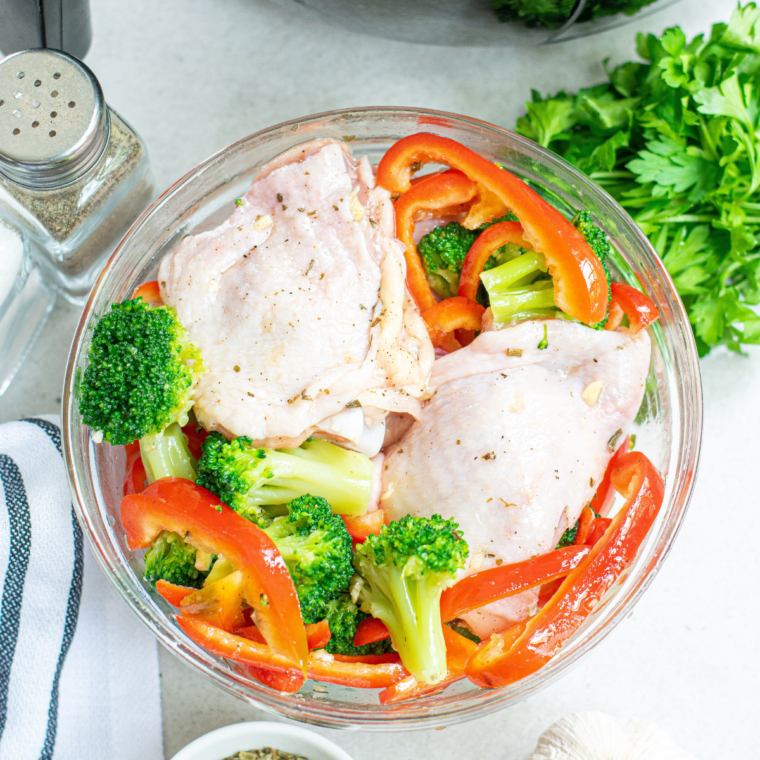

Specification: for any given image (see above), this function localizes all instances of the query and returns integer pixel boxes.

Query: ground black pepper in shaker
[0,48,154,300]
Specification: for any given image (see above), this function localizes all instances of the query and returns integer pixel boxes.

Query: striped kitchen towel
[0,416,163,760]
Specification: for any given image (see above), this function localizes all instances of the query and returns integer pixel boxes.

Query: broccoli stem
[247,440,372,515]
[140,422,197,483]
[363,564,448,685]
[490,282,556,324]
[480,250,547,295]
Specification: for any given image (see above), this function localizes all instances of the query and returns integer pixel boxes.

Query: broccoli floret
[556,524,578,548]
[418,214,523,299]
[321,594,395,656]
[143,530,211,589]
[79,297,204,482]
[261,495,354,625]
[573,211,612,330]
[353,514,468,684]
[418,223,479,298]
[196,433,373,522]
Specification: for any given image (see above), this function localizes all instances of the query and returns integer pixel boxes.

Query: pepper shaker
[0,217,55,395]
[0,49,154,300]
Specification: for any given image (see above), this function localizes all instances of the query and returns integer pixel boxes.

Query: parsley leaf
[516,2,760,356]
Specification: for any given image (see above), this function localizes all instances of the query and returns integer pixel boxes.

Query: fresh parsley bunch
[493,0,659,29]
[517,3,760,355]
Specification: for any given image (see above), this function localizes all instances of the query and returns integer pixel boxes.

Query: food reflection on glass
[78,132,664,701]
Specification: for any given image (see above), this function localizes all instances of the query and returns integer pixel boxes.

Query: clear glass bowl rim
[62,105,703,730]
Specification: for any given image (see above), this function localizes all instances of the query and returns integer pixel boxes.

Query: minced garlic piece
[581,379,605,407]
[253,214,273,232]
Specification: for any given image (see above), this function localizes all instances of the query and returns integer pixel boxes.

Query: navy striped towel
[0,416,163,760]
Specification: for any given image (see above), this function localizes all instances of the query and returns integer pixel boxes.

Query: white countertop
[0,0,750,757]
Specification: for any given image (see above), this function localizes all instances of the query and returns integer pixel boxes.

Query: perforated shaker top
[0,49,109,188]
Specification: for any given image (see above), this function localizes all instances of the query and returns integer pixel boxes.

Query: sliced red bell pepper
[379,624,476,704]
[355,546,589,647]
[179,569,247,632]
[243,662,306,693]
[440,545,589,621]
[421,297,485,343]
[393,169,478,312]
[341,510,384,544]
[332,653,401,665]
[466,451,664,688]
[178,613,302,673]
[607,282,659,334]
[587,516,613,547]
[308,650,408,688]
[589,435,630,517]
[377,134,609,325]
[131,280,163,306]
[123,440,147,496]
[182,613,407,689]
[354,616,392,648]
[236,620,331,650]
[155,578,195,607]
[574,505,596,546]
[537,577,563,607]
[458,221,533,302]
[122,478,308,673]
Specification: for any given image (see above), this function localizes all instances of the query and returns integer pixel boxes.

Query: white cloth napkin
[0,415,163,760]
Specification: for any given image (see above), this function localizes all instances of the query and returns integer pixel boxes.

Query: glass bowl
[267,0,683,47]
[62,107,702,730]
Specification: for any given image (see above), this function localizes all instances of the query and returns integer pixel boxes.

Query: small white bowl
[170,721,355,760]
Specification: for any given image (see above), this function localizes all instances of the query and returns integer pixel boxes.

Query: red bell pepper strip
[393,169,478,312]
[379,624,476,704]
[377,134,609,325]
[574,505,596,546]
[355,546,588,647]
[182,614,407,689]
[243,663,306,693]
[607,283,659,334]
[236,620,331,651]
[179,570,247,632]
[354,616,392,648]
[440,546,589,621]
[466,451,664,688]
[131,280,163,306]
[341,510,384,544]
[251,663,307,692]
[308,650,408,688]
[122,478,308,673]
[421,297,485,341]
[458,221,533,302]
[178,613,304,673]
[537,577,563,607]
[589,435,630,517]
[155,579,195,607]
[333,653,401,665]
[587,517,613,547]
[123,441,147,496]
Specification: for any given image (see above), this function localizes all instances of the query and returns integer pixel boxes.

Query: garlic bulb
[530,712,695,760]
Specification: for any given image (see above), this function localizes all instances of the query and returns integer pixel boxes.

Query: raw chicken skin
[380,319,651,636]
[159,140,433,447]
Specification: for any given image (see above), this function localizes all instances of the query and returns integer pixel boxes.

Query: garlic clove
[530,712,695,760]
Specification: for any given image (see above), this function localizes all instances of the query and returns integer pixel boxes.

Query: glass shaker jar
[0,48,154,300]
[0,216,55,394]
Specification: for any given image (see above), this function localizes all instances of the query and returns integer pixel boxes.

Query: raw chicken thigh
[380,319,651,637]
[159,140,433,450]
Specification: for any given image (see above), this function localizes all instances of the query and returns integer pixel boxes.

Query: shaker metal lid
[0,48,109,189]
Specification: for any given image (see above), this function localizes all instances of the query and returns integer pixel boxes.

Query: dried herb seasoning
[221,747,309,760]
